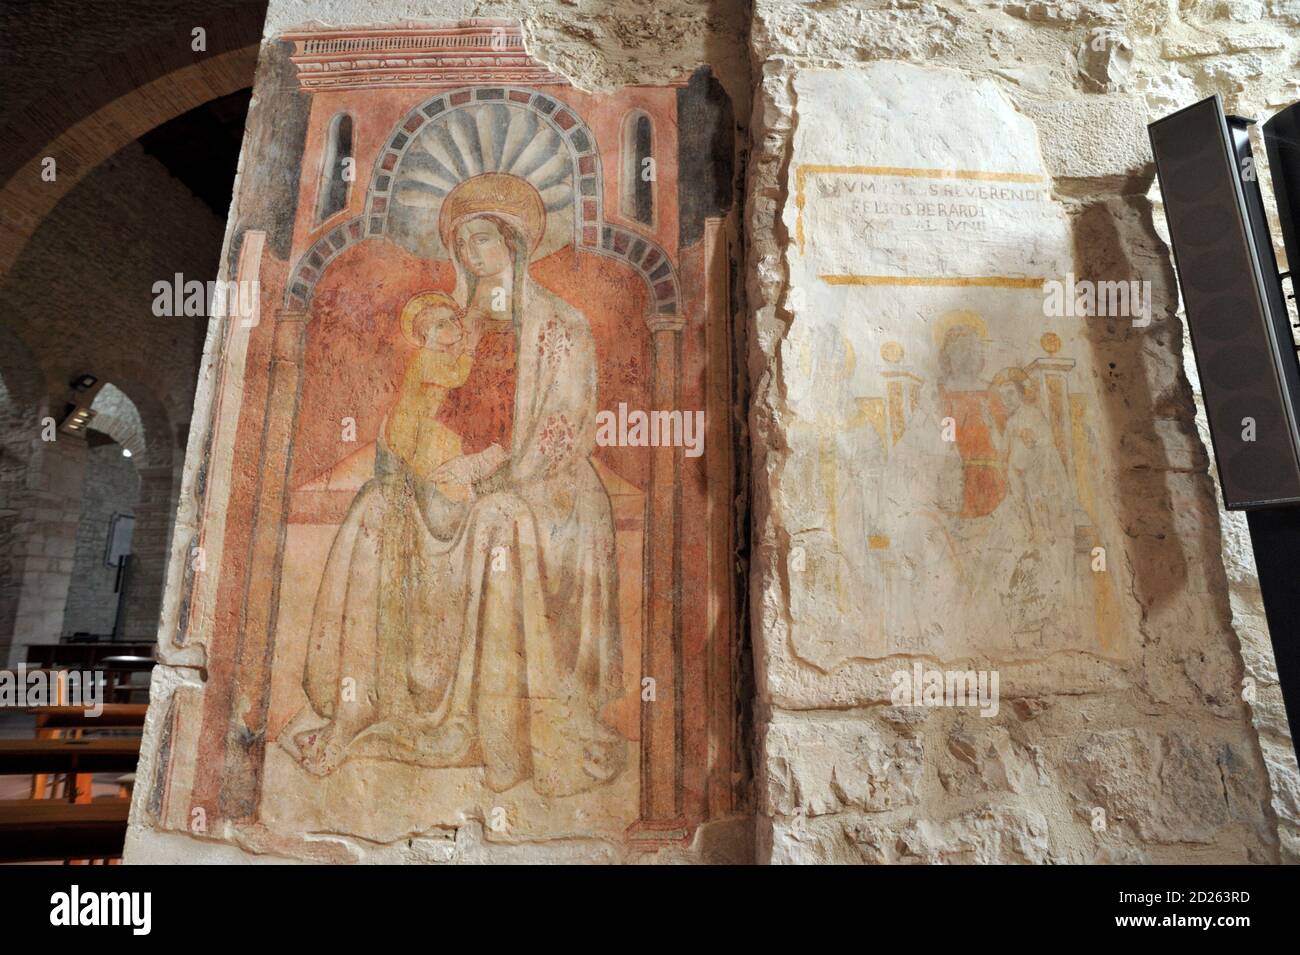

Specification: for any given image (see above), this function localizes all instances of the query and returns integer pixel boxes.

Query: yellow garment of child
[385,346,474,501]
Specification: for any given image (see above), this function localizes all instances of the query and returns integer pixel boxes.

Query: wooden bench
[0,715,141,862]
[22,705,147,801]
[0,739,142,778]
[99,655,154,704]
[24,643,155,669]
[27,704,148,730]
[0,799,129,863]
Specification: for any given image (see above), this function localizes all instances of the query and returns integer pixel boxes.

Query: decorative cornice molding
[281,19,565,91]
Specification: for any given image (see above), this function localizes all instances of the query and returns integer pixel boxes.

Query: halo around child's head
[400,290,459,347]
[991,365,1035,402]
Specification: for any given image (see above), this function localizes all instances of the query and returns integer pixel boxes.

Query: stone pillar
[0,444,34,664]
[219,306,308,820]
[635,310,686,838]
[172,230,265,655]
[4,437,88,665]
[123,464,176,642]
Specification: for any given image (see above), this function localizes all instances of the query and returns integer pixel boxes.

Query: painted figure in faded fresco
[985,366,1075,642]
[854,312,1083,655]
[878,387,966,655]
[384,290,476,528]
[928,319,1077,648]
[289,173,625,797]
[937,321,1006,519]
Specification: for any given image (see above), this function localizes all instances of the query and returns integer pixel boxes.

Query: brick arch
[286,85,681,314]
[89,383,148,462]
[84,366,177,473]
[0,4,262,280]
[284,217,368,309]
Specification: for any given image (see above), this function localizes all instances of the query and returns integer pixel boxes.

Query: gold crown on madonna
[438,173,547,258]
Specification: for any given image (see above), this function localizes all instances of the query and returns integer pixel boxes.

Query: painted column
[218,306,308,820]
[173,230,265,655]
[1025,354,1077,476]
[702,217,736,820]
[637,310,686,836]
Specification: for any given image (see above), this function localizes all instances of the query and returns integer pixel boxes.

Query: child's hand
[463,306,492,351]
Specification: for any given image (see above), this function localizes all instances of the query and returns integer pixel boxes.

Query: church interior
[1,0,1299,905]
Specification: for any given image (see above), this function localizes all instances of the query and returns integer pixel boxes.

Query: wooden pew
[18,652,156,706]
[0,800,129,863]
[0,711,141,863]
[24,704,147,801]
[100,655,154,704]
[28,704,148,730]
[24,643,155,669]
[0,739,142,781]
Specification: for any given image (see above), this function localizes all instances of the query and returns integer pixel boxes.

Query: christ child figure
[384,291,476,505]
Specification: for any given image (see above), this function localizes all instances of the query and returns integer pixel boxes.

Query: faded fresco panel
[138,20,741,858]
[780,65,1136,671]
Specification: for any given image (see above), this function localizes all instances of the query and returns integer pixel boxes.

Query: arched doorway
[59,384,147,642]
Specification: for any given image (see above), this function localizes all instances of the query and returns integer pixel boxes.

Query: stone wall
[0,437,87,665]
[0,138,224,661]
[747,0,1297,864]
[124,0,1298,864]
[1137,0,1300,861]
[60,443,140,637]
[0,363,41,663]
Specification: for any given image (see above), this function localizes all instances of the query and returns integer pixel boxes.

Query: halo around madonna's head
[439,173,547,262]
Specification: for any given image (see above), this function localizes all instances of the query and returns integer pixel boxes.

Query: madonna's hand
[432,455,475,486]
[475,443,510,479]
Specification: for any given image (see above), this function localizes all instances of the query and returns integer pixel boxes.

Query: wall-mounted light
[122,448,132,458]
[70,373,98,392]
[58,402,96,436]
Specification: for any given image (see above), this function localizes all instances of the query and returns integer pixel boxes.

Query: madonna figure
[287,173,626,798]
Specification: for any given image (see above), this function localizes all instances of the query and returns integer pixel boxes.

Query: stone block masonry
[122,0,1298,864]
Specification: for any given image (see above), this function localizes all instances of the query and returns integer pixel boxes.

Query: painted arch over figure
[284,85,680,316]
